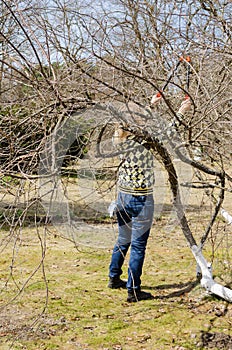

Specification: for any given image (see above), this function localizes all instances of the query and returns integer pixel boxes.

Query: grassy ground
[0,217,231,350]
[0,163,231,349]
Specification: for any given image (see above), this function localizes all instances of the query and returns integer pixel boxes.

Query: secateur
[155,55,192,100]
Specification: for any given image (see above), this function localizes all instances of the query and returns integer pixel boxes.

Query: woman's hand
[150,93,162,107]
[178,98,191,114]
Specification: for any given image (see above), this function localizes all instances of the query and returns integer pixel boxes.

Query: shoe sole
[127,294,154,302]
[108,284,127,289]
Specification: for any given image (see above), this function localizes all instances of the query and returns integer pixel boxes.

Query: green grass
[0,221,231,350]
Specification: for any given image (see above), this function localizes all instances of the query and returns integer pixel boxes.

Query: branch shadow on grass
[142,279,200,299]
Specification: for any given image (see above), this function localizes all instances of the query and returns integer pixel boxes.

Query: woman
[108,96,191,302]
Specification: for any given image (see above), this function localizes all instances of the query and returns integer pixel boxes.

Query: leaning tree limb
[152,138,232,301]
[171,139,232,277]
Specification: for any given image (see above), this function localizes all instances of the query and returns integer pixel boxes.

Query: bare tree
[0,0,231,318]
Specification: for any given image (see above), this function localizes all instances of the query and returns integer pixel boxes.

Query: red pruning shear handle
[185,56,191,99]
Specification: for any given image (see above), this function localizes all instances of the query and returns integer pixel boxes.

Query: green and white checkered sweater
[116,111,185,195]
[117,136,154,195]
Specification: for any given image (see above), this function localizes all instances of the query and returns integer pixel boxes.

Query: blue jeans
[109,192,154,292]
